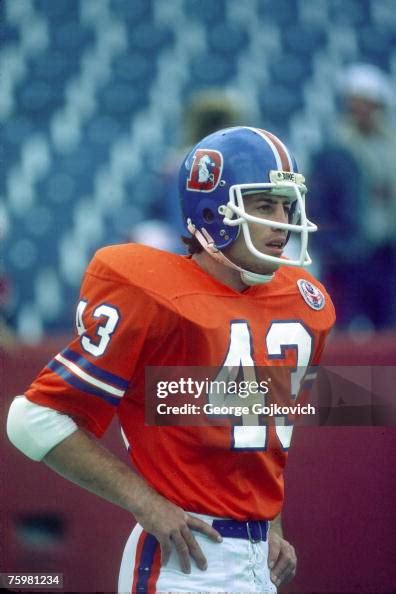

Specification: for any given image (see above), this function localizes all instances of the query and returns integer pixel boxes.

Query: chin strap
[188,221,274,286]
[240,269,274,286]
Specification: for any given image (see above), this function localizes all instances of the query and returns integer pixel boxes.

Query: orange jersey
[26,244,335,520]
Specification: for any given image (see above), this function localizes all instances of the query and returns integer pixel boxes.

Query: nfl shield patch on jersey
[297,279,325,311]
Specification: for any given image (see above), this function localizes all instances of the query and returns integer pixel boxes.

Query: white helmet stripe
[244,127,294,171]
[262,128,294,171]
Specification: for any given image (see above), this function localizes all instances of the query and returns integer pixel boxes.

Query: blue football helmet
[179,126,317,278]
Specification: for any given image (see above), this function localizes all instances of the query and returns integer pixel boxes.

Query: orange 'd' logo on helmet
[186,149,224,192]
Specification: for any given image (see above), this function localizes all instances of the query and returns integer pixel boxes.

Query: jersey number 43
[209,320,313,451]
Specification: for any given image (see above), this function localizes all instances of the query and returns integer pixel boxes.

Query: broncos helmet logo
[198,154,216,183]
[186,149,223,192]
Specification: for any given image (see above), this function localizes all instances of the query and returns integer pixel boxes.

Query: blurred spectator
[309,63,396,330]
[151,89,247,244]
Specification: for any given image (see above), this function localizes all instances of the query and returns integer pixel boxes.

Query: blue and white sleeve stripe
[47,348,129,406]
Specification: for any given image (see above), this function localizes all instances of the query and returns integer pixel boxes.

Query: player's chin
[233,249,282,275]
[258,249,285,273]
[254,253,283,274]
[248,259,281,276]
[261,261,281,274]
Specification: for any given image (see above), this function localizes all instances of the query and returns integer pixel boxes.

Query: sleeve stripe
[61,348,129,390]
[54,353,125,397]
[47,360,121,406]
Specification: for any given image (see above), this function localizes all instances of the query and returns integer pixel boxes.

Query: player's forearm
[43,427,158,517]
[270,512,283,538]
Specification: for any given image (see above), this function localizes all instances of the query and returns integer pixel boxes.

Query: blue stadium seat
[105,192,150,235]
[184,0,227,24]
[109,0,152,23]
[6,236,39,296]
[282,25,327,56]
[257,0,298,27]
[127,23,174,53]
[60,147,95,178]
[259,85,303,138]
[21,206,54,242]
[329,0,371,26]
[269,54,312,86]
[189,54,237,86]
[358,26,396,69]
[112,52,157,84]
[0,145,5,193]
[2,23,20,44]
[54,148,96,197]
[99,81,149,115]
[86,116,122,146]
[206,23,249,54]
[16,80,61,115]
[52,22,94,53]
[30,51,75,84]
[35,0,79,22]
[38,172,77,212]
[2,117,34,163]
[75,134,113,168]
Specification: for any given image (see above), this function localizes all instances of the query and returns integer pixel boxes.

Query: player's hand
[267,530,297,587]
[134,492,223,574]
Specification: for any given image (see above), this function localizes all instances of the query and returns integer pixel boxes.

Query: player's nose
[270,204,288,229]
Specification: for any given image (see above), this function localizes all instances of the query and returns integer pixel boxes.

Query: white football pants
[118,513,277,593]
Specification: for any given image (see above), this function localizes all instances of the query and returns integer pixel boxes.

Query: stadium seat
[189,54,237,86]
[112,52,157,85]
[52,22,94,53]
[269,54,312,86]
[2,116,34,164]
[184,0,227,24]
[99,82,148,115]
[257,0,298,27]
[2,22,20,43]
[358,25,396,69]
[206,23,249,54]
[127,22,174,53]
[38,171,77,210]
[259,85,303,139]
[16,80,55,114]
[86,115,121,146]
[282,25,327,56]
[30,51,75,82]
[35,0,79,22]
[329,0,371,26]
[109,0,152,23]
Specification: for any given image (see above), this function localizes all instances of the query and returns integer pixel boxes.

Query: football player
[7,127,335,593]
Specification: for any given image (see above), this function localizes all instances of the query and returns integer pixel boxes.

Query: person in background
[152,89,247,240]
[309,63,396,330]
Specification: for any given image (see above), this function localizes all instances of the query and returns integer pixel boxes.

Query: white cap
[340,63,393,107]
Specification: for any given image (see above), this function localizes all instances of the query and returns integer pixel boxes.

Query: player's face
[346,96,383,133]
[223,192,291,275]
